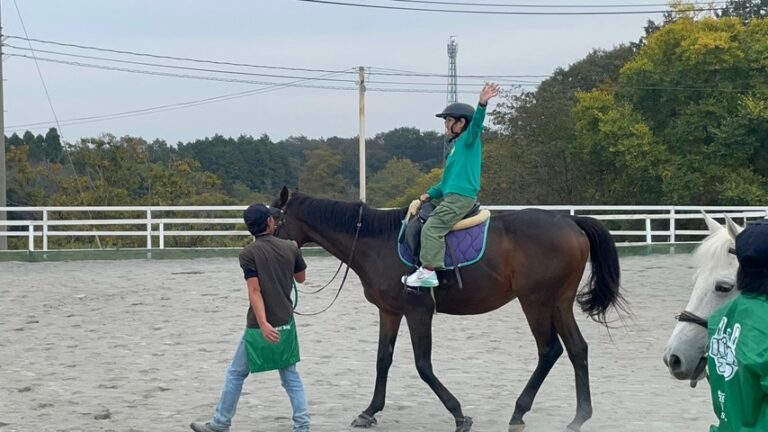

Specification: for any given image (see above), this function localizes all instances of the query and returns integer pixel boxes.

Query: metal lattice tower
[446,36,458,105]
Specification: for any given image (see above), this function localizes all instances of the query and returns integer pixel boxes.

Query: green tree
[387,168,443,207]
[369,127,445,171]
[23,131,45,162]
[570,17,768,205]
[298,148,347,198]
[43,128,62,162]
[719,0,768,22]
[572,91,666,203]
[367,158,423,207]
[176,134,296,196]
[490,45,637,204]
[618,17,768,204]
[5,145,54,206]
[6,133,23,149]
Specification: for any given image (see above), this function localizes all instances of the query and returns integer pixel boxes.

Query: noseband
[676,310,709,329]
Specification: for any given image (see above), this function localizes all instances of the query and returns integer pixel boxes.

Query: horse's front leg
[405,298,473,432]
[351,309,403,428]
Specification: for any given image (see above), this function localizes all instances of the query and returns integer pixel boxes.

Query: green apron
[243,319,300,373]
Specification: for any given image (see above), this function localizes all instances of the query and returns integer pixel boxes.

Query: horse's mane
[692,228,734,276]
[288,193,408,238]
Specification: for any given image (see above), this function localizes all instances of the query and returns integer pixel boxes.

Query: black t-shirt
[238,234,307,329]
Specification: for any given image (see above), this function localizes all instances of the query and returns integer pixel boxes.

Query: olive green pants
[420,193,477,269]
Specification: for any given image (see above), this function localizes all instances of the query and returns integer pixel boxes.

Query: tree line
[4,1,768,249]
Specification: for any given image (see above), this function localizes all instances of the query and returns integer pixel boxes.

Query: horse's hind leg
[405,301,472,432]
[554,305,592,432]
[508,302,563,432]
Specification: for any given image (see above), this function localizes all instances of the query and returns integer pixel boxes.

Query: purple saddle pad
[398,220,490,269]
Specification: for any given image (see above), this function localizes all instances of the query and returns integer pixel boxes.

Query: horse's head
[663,213,742,385]
[271,186,311,247]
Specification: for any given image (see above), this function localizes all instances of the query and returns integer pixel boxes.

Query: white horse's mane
[692,228,733,277]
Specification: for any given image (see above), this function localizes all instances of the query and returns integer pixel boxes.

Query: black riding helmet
[435,103,474,131]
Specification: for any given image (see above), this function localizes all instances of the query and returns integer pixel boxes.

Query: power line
[5,45,539,86]
[9,54,504,91]
[6,34,545,80]
[3,35,358,76]
[386,0,726,8]
[11,0,101,245]
[6,70,357,131]
[294,0,722,15]
[10,53,765,95]
[11,0,62,134]
[10,54,360,89]
[4,44,359,83]
[368,66,550,78]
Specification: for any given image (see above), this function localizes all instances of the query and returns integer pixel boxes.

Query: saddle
[398,200,491,269]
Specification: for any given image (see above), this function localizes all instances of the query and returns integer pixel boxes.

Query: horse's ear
[278,186,289,208]
[724,215,743,240]
[702,211,724,234]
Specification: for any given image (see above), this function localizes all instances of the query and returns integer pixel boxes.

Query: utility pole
[0,3,7,250]
[358,66,366,203]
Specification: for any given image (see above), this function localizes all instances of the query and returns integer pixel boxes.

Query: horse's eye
[715,281,734,293]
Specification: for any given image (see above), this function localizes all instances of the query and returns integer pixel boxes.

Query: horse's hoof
[564,425,580,432]
[351,413,377,428]
[508,422,526,432]
[455,416,473,432]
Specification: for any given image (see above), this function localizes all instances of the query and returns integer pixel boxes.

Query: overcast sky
[1,0,670,143]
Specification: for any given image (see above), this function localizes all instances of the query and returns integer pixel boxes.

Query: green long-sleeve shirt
[707,292,768,432]
[426,104,486,200]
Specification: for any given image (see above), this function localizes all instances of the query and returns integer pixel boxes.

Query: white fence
[1,205,767,252]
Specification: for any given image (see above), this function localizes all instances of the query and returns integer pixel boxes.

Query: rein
[280,203,364,316]
[676,310,709,329]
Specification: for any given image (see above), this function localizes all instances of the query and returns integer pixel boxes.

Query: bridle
[274,200,364,316]
[676,247,737,330]
[675,310,709,329]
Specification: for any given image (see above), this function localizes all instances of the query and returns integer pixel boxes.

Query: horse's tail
[572,216,626,326]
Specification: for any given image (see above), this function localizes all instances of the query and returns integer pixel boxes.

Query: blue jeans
[209,338,310,432]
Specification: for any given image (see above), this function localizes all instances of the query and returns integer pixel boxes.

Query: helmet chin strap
[447,121,463,139]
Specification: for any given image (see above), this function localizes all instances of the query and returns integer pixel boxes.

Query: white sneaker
[402,267,439,288]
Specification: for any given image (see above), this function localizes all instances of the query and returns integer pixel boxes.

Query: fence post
[669,207,676,244]
[146,209,152,250]
[645,217,652,244]
[159,222,165,249]
[28,223,34,252]
[43,210,49,251]
[570,208,575,216]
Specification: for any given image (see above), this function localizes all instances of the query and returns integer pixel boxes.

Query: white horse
[662,213,742,386]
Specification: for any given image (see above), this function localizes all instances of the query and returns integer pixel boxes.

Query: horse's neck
[307,224,396,271]
[312,232,357,264]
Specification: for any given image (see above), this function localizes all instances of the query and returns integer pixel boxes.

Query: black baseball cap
[735,219,768,292]
[243,204,280,233]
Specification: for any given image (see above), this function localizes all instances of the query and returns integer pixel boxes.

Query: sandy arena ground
[0,253,714,432]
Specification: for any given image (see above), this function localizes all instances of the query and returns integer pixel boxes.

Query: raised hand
[479,82,501,105]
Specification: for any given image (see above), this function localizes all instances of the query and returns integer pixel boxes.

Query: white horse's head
[663,213,742,385]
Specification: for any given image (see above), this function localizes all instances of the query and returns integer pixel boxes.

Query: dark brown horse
[272,187,624,432]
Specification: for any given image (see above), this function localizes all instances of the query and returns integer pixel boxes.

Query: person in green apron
[191,204,310,432]
[403,82,500,288]
[707,220,768,432]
